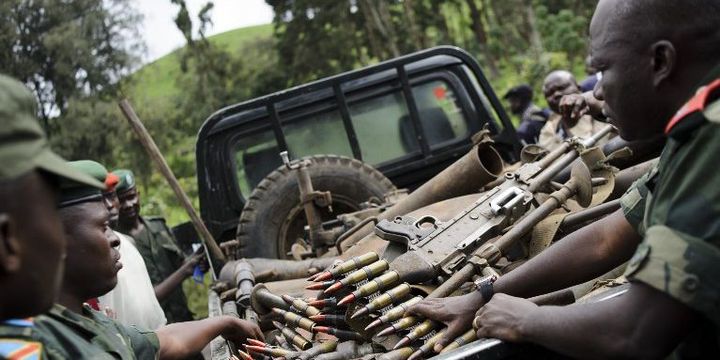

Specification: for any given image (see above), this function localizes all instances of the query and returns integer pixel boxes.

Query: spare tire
[236,155,396,259]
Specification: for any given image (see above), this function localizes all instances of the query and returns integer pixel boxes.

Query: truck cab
[195,46,521,247]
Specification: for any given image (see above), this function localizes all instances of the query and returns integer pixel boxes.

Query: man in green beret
[115,169,201,323]
[33,161,263,359]
[0,74,105,359]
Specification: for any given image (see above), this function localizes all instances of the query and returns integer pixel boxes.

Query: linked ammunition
[313,326,365,341]
[394,319,439,349]
[237,350,253,360]
[408,330,446,360]
[351,283,411,319]
[306,280,335,291]
[365,296,423,331]
[308,297,339,309]
[281,294,321,317]
[440,329,477,353]
[313,252,380,282]
[339,270,401,306]
[375,316,419,338]
[244,344,294,357]
[273,320,312,350]
[272,308,316,332]
[308,314,348,327]
[297,340,338,360]
[324,260,389,294]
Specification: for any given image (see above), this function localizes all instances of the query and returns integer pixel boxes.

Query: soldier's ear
[651,40,676,88]
[0,213,22,274]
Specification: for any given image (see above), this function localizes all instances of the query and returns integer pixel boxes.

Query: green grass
[126,23,273,111]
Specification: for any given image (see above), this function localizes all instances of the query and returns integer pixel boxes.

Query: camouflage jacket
[2,304,159,359]
[133,216,194,323]
[621,67,720,356]
[0,318,68,360]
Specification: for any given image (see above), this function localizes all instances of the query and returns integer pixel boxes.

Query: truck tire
[236,155,396,259]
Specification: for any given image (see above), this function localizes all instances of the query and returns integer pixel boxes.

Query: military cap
[113,169,136,194]
[503,84,533,101]
[0,74,103,189]
[59,160,108,207]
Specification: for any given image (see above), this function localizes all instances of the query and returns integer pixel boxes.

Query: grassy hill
[127,23,273,111]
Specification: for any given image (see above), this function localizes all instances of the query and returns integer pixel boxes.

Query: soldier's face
[104,191,120,228]
[118,188,140,223]
[60,202,123,299]
[543,77,579,114]
[590,0,670,140]
[0,171,66,318]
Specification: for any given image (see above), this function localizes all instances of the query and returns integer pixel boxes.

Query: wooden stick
[118,99,227,273]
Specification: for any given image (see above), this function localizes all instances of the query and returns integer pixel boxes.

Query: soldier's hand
[407,292,485,352]
[180,254,202,277]
[559,93,590,125]
[221,317,264,345]
[473,294,538,343]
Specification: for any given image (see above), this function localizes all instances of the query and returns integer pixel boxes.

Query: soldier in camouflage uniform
[409,0,720,357]
[0,74,106,359]
[29,161,263,359]
[114,170,200,324]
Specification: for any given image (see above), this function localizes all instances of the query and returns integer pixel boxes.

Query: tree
[0,0,143,131]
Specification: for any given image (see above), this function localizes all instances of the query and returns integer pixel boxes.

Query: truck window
[349,90,417,165]
[234,128,280,197]
[283,108,353,159]
[411,79,469,148]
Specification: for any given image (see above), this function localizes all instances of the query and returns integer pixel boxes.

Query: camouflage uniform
[621,66,720,355]
[134,216,194,324]
[32,304,159,359]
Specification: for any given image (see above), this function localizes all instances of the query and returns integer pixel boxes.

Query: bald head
[543,70,580,114]
[590,0,720,140]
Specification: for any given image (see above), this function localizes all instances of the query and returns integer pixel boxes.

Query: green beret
[113,169,136,194]
[0,74,103,189]
[58,160,106,208]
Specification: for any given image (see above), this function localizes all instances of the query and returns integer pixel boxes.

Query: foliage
[0,0,143,130]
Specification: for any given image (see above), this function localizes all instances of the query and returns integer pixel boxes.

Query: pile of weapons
[239,126,618,359]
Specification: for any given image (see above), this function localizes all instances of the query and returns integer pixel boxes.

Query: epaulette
[665,78,720,134]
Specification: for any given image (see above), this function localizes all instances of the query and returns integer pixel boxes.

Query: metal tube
[559,199,621,230]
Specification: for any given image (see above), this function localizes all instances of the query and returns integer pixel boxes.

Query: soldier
[0,74,106,359]
[537,70,612,150]
[69,160,168,330]
[503,84,549,145]
[34,163,263,359]
[114,169,200,323]
[409,0,720,357]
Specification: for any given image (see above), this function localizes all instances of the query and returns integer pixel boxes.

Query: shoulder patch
[0,339,42,360]
[666,78,720,133]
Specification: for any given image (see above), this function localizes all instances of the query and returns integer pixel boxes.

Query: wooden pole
[118,99,227,272]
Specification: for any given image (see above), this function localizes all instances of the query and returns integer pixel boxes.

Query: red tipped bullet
[337,293,356,307]
[365,319,382,331]
[323,281,343,295]
[281,294,295,304]
[246,338,267,347]
[313,271,332,282]
[394,336,412,350]
[243,344,264,353]
[305,280,334,290]
[308,314,324,322]
[314,326,331,333]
